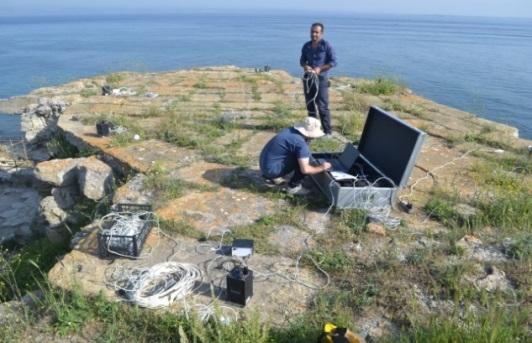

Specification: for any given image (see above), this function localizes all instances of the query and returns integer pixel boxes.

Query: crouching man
[259,117,332,195]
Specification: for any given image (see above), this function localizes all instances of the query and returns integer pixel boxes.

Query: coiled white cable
[108,262,203,309]
[98,211,160,259]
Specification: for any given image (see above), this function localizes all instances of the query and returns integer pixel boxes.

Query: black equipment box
[311,106,426,209]
[226,266,253,306]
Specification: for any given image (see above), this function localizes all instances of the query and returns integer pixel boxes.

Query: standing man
[300,22,337,138]
[260,117,332,195]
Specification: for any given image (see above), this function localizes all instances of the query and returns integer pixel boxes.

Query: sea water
[0,12,530,138]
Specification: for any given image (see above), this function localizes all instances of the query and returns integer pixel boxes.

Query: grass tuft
[356,78,402,95]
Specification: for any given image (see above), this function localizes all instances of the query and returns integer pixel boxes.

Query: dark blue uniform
[259,128,311,187]
[300,39,337,134]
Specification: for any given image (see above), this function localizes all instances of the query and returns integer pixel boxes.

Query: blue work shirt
[300,39,337,77]
[260,128,311,178]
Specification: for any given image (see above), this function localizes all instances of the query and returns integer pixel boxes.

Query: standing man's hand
[314,66,322,75]
[304,65,313,73]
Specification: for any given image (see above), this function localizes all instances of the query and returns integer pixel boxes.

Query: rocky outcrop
[0,186,41,244]
[51,185,80,209]
[77,156,114,201]
[35,156,114,201]
[40,196,70,227]
[21,97,68,145]
[35,158,79,186]
[30,157,115,242]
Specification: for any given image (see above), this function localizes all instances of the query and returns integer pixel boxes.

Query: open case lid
[358,106,426,187]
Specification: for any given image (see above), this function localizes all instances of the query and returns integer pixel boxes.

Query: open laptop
[314,143,359,180]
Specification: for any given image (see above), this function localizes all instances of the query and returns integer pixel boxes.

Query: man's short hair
[311,22,324,32]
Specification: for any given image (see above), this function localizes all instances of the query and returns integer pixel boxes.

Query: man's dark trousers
[303,74,331,134]
[262,162,306,188]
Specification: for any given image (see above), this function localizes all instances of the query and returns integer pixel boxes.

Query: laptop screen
[338,143,359,170]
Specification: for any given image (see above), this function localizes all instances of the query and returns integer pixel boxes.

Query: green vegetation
[142,105,162,118]
[464,132,512,150]
[337,112,365,141]
[193,76,208,89]
[263,101,297,130]
[356,78,402,95]
[1,197,100,302]
[46,132,80,159]
[0,238,69,301]
[382,98,427,119]
[46,132,99,158]
[105,73,124,87]
[309,135,345,153]
[80,87,98,97]
[239,75,262,101]
[392,307,529,343]
[159,219,204,239]
[143,162,217,206]
[340,91,368,113]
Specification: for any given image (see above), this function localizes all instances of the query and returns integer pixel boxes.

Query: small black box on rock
[226,266,253,306]
[96,120,112,136]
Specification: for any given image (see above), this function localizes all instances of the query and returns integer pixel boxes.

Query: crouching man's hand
[321,162,332,172]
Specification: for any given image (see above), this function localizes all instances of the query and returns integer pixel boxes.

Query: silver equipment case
[311,106,426,209]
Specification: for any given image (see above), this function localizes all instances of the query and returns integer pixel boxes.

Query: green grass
[142,105,162,118]
[464,132,512,151]
[356,78,402,95]
[46,132,81,159]
[309,250,353,273]
[251,85,262,101]
[238,74,261,101]
[391,307,529,343]
[309,135,345,153]
[45,132,99,158]
[340,91,368,113]
[159,219,205,239]
[80,87,98,97]
[336,209,368,235]
[424,195,466,228]
[337,112,365,140]
[474,193,531,231]
[105,73,124,87]
[143,163,217,206]
[0,238,69,301]
[193,76,208,89]
[0,198,99,302]
[157,111,253,166]
[263,102,297,130]
[382,98,427,118]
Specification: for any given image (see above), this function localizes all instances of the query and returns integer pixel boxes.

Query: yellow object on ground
[318,322,366,343]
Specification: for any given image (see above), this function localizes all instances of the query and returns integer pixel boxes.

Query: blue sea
[0,12,531,139]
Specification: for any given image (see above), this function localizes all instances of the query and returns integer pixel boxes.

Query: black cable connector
[399,200,413,213]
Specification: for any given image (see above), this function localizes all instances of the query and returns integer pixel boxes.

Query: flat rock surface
[268,225,313,255]
[157,189,281,235]
[49,224,323,323]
